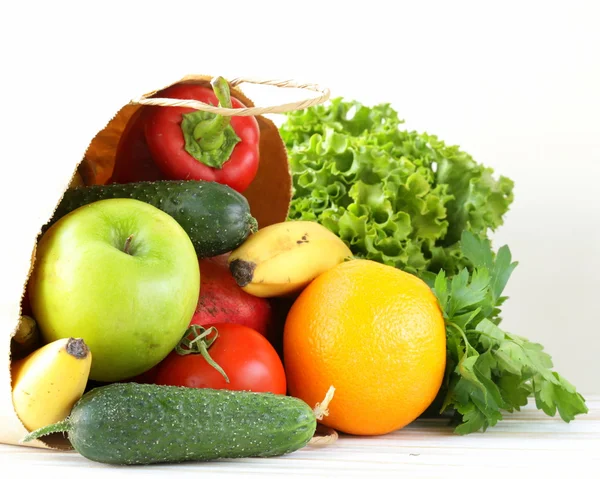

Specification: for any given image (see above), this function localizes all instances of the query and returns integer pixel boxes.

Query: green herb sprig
[423,231,588,434]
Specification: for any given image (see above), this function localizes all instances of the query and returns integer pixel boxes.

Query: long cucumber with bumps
[49,180,258,258]
[23,383,317,465]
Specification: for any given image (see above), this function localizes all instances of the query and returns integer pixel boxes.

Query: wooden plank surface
[2,396,599,478]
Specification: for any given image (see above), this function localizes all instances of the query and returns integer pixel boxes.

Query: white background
[1,0,599,400]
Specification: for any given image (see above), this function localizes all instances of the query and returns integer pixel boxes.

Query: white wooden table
[2,397,598,478]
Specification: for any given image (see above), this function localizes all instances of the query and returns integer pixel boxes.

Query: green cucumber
[23,383,317,465]
[48,180,258,258]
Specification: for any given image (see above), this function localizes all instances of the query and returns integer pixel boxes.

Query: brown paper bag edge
[0,74,293,449]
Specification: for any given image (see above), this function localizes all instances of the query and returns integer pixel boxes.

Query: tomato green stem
[193,77,233,151]
[175,325,230,383]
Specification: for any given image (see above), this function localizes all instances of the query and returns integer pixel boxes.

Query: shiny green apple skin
[29,198,200,382]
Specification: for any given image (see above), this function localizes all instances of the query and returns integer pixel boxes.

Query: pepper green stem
[193,77,233,151]
[21,419,71,443]
[181,77,241,169]
[175,325,230,383]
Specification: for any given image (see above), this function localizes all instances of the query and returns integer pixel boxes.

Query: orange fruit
[283,259,446,436]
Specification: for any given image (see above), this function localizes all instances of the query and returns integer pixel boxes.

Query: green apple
[29,198,200,382]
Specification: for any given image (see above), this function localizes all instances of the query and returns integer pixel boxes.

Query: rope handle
[130,77,330,116]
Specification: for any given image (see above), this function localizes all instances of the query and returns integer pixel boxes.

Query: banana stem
[65,338,90,360]
[229,259,257,287]
[21,419,71,443]
[13,315,38,345]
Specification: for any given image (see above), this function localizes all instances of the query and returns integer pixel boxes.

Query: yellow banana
[11,337,92,432]
[228,221,352,298]
[11,315,40,358]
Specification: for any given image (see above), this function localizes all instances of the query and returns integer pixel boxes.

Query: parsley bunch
[423,231,588,434]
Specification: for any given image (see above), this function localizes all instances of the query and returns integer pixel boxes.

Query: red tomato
[154,323,287,395]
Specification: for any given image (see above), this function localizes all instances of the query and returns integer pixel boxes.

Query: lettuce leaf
[281,98,514,277]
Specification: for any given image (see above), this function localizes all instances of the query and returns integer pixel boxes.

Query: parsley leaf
[430,231,588,434]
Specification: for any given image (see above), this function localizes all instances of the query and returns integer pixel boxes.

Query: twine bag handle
[131,77,330,116]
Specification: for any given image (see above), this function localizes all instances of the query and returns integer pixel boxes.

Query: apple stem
[123,234,134,255]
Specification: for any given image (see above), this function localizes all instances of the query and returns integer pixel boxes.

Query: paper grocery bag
[0,74,329,448]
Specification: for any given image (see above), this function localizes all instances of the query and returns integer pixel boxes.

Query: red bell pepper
[109,107,165,184]
[144,77,260,193]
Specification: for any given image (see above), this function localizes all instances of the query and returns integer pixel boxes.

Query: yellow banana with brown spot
[11,337,92,432]
[228,221,352,298]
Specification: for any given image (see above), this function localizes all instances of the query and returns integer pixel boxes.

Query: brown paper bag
[0,75,330,449]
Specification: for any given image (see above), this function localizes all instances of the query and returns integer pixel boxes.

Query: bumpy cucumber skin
[66,383,316,465]
[50,180,257,258]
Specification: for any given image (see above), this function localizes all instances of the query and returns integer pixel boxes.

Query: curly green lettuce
[281,99,587,433]
[281,98,514,277]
